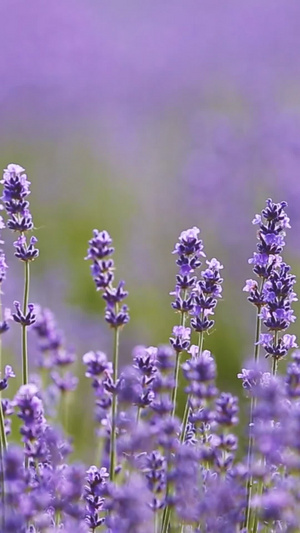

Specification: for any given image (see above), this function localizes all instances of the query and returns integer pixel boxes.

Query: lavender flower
[0,366,15,392]
[215,392,239,427]
[169,325,191,353]
[171,226,204,315]
[85,465,108,530]
[105,475,153,532]
[182,348,218,400]
[32,306,64,355]
[86,229,130,481]
[1,163,40,387]
[132,346,157,415]
[191,258,223,335]
[1,164,39,264]
[245,199,290,308]
[0,251,8,285]
[1,164,33,232]
[50,371,78,393]
[242,199,294,531]
[12,300,36,326]
[14,234,39,262]
[13,383,46,459]
[141,450,165,512]
[83,350,112,380]
[1,399,14,436]
[257,332,298,360]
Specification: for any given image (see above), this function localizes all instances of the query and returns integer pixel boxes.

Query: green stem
[198,330,204,354]
[171,351,183,418]
[161,501,171,533]
[0,293,6,530]
[243,305,263,532]
[180,330,204,444]
[162,305,187,533]
[252,335,279,533]
[0,407,6,452]
[22,261,30,386]
[180,399,189,445]
[0,297,6,453]
[0,434,5,532]
[109,323,120,482]
[171,294,187,418]
[154,511,158,533]
[272,356,278,377]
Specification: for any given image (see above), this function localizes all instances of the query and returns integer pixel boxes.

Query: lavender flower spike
[2,164,39,387]
[0,366,15,392]
[1,164,33,233]
[243,198,293,532]
[86,230,129,483]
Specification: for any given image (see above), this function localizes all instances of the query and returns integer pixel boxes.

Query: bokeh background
[2,0,300,458]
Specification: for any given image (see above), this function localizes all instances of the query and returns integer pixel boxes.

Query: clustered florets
[244,198,298,360]
[1,164,39,262]
[86,229,129,329]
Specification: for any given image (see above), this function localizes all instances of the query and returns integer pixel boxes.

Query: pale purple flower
[0,364,15,391]
[243,279,258,292]
[83,350,112,378]
[282,334,298,350]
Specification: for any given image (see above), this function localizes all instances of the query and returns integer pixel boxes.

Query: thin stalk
[272,356,278,377]
[180,330,204,444]
[0,294,7,451]
[22,261,30,386]
[162,303,187,533]
[243,305,263,532]
[161,494,171,533]
[154,511,158,533]
[171,291,187,418]
[180,398,189,445]
[0,407,6,452]
[252,336,279,533]
[198,330,204,354]
[0,294,6,530]
[171,351,183,418]
[109,322,120,481]
[0,438,4,531]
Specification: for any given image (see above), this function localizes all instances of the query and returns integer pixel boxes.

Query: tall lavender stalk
[180,258,223,443]
[170,227,204,416]
[86,230,129,481]
[1,164,39,386]
[243,199,296,531]
[160,228,203,533]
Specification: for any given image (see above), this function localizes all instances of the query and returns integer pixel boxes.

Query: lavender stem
[180,329,204,444]
[252,333,280,533]
[243,304,262,532]
[22,260,30,385]
[0,296,6,530]
[171,292,187,418]
[109,317,120,482]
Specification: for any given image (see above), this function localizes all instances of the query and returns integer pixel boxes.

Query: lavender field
[1,1,300,531]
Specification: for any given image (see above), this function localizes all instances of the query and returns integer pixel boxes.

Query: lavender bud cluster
[244,198,298,362]
[1,164,39,262]
[86,229,129,328]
